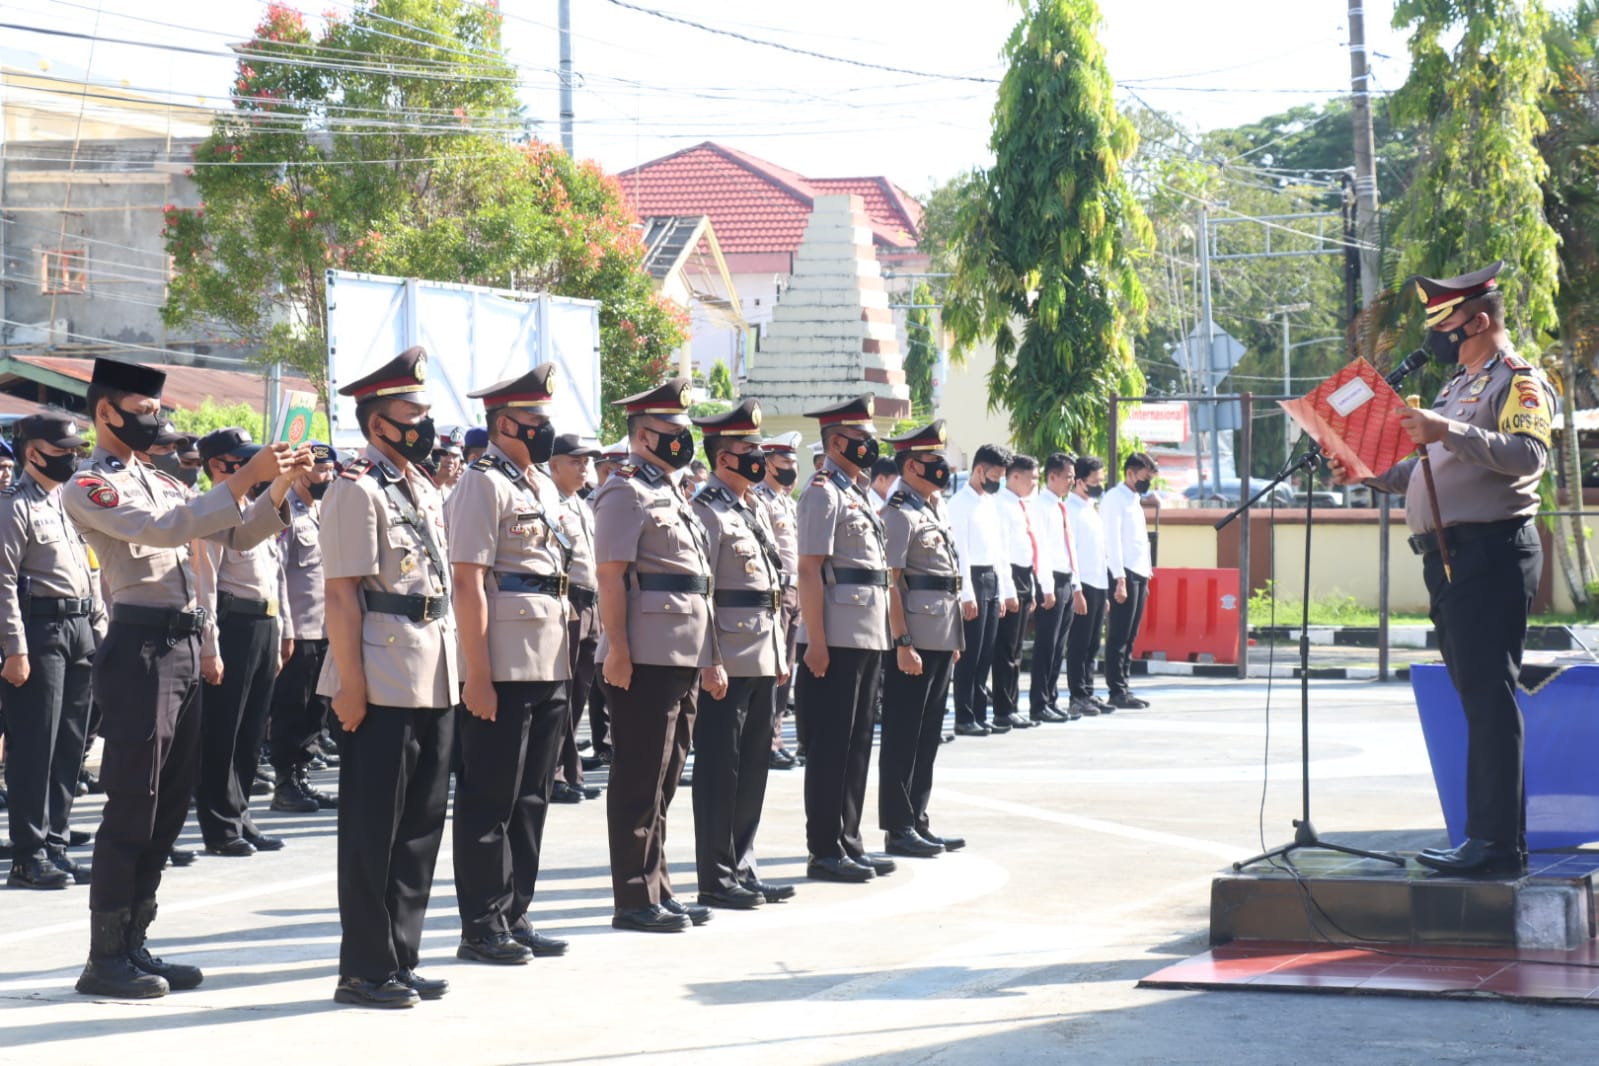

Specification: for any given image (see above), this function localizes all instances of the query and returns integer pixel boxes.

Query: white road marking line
[938,789,1242,861]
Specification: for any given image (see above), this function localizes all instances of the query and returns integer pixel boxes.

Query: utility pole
[1198,204,1223,495]
[559,0,575,155]
[1348,0,1380,307]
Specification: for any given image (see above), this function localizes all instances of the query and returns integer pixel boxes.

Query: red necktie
[1019,500,1038,574]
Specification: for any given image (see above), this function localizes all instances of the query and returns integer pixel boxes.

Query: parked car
[1182,479,1296,509]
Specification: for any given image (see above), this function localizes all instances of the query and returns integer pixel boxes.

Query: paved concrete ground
[2,676,1593,1065]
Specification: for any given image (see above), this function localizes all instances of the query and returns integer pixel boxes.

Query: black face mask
[982,476,1002,495]
[917,456,952,489]
[378,413,437,465]
[106,405,163,453]
[30,451,79,485]
[774,466,798,488]
[1086,484,1104,499]
[723,450,766,484]
[506,417,556,465]
[308,479,331,500]
[647,426,695,471]
[1425,323,1470,365]
[152,452,200,487]
[838,435,880,470]
[1133,478,1152,495]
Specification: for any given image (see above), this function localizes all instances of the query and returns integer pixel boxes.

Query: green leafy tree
[706,359,734,400]
[943,0,1152,458]
[903,280,937,411]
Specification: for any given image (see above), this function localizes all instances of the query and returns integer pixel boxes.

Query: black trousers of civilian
[454,680,568,940]
[1028,572,1075,716]
[88,624,202,913]
[3,614,94,860]
[952,567,999,726]
[268,636,329,772]
[337,704,454,981]
[991,563,1037,719]
[197,613,280,848]
[692,674,777,894]
[556,608,598,786]
[1066,585,1109,700]
[797,645,882,861]
[604,665,697,911]
[1425,523,1542,851]
[879,648,955,833]
[1104,571,1150,700]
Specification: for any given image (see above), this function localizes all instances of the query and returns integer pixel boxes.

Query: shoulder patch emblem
[1498,374,1552,447]
[340,458,373,481]
[1503,353,1532,371]
[76,475,119,509]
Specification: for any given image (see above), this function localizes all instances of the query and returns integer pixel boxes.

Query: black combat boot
[75,909,169,998]
[127,899,204,990]
[270,769,320,813]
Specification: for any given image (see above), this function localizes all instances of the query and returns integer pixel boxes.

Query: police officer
[592,377,714,933]
[796,394,895,883]
[269,443,339,814]
[319,346,458,1007]
[689,399,792,909]
[194,426,292,857]
[66,358,302,998]
[1,414,103,889]
[548,433,602,804]
[449,364,572,964]
[1331,261,1551,878]
[878,421,967,859]
[753,431,802,770]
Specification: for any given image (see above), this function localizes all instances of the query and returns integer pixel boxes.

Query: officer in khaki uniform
[878,421,968,859]
[319,346,458,1008]
[753,431,802,769]
[592,377,715,933]
[449,363,572,965]
[66,358,302,999]
[1332,261,1552,879]
[688,399,794,910]
[796,394,895,884]
[0,415,104,890]
[548,433,602,803]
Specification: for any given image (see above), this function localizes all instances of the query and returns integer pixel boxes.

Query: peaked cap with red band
[803,393,877,430]
[691,397,763,437]
[1414,260,1503,329]
[468,362,557,411]
[885,419,948,454]
[613,376,693,425]
[338,346,429,401]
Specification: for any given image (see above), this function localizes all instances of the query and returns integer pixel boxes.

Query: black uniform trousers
[1104,571,1149,699]
[2,614,94,860]
[797,645,882,861]
[692,674,777,893]
[556,609,598,787]
[879,648,955,833]
[1029,571,1074,716]
[337,704,453,981]
[587,675,611,754]
[88,623,202,913]
[991,563,1037,718]
[1066,585,1109,700]
[269,636,329,772]
[1425,522,1542,851]
[604,665,697,911]
[772,590,800,747]
[197,613,280,848]
[952,567,1000,726]
[454,680,568,940]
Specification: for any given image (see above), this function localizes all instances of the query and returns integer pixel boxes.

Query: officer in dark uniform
[796,394,895,883]
[878,421,967,859]
[0,414,103,889]
[592,377,715,933]
[65,358,302,998]
[319,346,458,1007]
[1331,261,1552,877]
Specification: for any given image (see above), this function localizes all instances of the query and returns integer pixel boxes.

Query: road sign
[1175,324,1246,388]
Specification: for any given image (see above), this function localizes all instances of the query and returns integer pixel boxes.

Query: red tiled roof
[617,142,921,257]
[9,356,273,413]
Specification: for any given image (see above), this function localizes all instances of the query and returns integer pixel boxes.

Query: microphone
[1384,349,1429,388]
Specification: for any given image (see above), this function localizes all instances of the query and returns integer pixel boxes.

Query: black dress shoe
[243,831,284,852]
[884,829,942,858]
[1070,698,1099,718]
[510,925,569,957]
[661,896,712,925]
[551,782,584,804]
[48,848,90,884]
[1414,839,1526,878]
[994,713,1035,730]
[954,721,990,738]
[1109,694,1148,710]
[205,839,256,858]
[580,755,606,771]
[69,829,93,847]
[457,932,533,964]
[920,830,966,852]
[394,968,448,1000]
[698,884,763,909]
[807,856,874,883]
[851,853,898,877]
[740,878,796,903]
[612,904,690,932]
[1031,707,1068,724]
[334,976,418,1008]
[769,748,797,770]
[580,785,602,800]
[8,854,70,889]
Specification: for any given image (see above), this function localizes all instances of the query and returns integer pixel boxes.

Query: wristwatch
[894,634,914,648]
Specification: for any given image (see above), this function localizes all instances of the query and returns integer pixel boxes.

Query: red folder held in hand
[1279,358,1413,481]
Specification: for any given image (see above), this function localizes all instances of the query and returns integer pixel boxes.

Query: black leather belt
[830,567,890,587]
[218,591,275,619]
[714,588,781,612]
[26,596,93,620]
[626,573,711,594]
[1052,571,1074,585]
[969,565,995,574]
[363,589,449,623]
[903,574,962,594]
[112,604,206,636]
[495,571,569,597]
[1408,518,1529,556]
[568,584,597,609]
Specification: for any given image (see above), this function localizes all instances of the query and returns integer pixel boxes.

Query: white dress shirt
[1036,487,1081,591]
[1102,481,1153,580]
[1066,491,1108,590]
[945,481,1016,605]
[996,487,1049,593]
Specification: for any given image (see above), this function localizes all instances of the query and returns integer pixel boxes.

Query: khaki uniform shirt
[693,474,786,678]
[591,453,714,669]
[559,491,599,643]
[1369,351,1553,532]
[280,490,326,641]
[317,444,458,709]
[753,481,799,584]
[883,487,965,653]
[0,472,106,656]
[447,443,570,683]
[195,504,289,656]
[64,449,286,651]
[796,458,891,652]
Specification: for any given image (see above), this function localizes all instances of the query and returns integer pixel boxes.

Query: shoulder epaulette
[614,462,640,480]
[888,490,908,507]
[810,471,831,486]
[469,454,496,472]
[1503,354,1534,372]
[693,484,731,507]
[340,458,373,481]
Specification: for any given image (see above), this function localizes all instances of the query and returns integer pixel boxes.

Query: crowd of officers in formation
[0,347,1161,1010]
